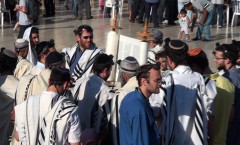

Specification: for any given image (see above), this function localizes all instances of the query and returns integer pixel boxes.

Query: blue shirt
[70,46,83,75]
[119,88,158,145]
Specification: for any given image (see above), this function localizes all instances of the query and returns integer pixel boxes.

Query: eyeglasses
[214,56,225,60]
[149,78,162,84]
[32,36,39,39]
[81,36,93,40]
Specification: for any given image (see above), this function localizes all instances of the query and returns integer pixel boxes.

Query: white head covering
[23,27,38,65]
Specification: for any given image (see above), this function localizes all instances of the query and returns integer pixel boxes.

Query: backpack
[26,0,40,21]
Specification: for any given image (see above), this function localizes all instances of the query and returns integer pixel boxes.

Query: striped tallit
[38,97,76,145]
[15,91,62,145]
[74,74,114,134]
[162,66,208,145]
[62,44,102,83]
[202,76,217,116]
[15,69,51,105]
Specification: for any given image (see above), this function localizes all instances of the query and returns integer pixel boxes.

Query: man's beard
[217,66,225,71]
[118,74,127,87]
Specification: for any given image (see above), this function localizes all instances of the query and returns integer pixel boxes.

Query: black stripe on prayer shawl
[148,58,156,64]
[115,94,120,145]
[75,49,100,81]
[73,71,81,79]
[160,86,167,94]
[38,141,41,145]
[194,86,204,145]
[40,99,76,144]
[195,123,204,144]
[51,94,61,109]
[73,48,99,81]
[43,118,47,126]
[73,64,83,77]
[163,96,167,116]
[58,106,76,118]
[65,51,71,66]
[73,83,82,103]
[40,129,45,140]
[76,63,84,72]
[204,77,210,86]
[24,75,37,101]
[38,118,47,143]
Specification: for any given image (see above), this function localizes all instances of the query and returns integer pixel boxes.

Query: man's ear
[40,53,45,59]
[48,79,51,85]
[103,68,108,73]
[76,34,80,42]
[166,56,172,64]
[141,78,148,86]
[225,58,231,64]
[121,72,128,82]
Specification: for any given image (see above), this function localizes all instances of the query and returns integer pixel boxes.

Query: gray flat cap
[14,39,29,50]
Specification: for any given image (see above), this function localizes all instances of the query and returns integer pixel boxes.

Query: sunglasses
[214,56,226,60]
[81,35,93,40]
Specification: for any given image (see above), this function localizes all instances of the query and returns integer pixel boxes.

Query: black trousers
[78,0,91,19]
[18,24,32,38]
[166,0,177,24]
[145,2,159,27]
[130,0,142,21]
[44,0,55,15]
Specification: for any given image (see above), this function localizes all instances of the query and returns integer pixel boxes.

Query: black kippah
[50,67,71,85]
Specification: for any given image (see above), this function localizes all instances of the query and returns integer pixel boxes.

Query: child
[178,8,191,41]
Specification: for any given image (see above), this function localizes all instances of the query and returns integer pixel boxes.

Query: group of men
[1,23,240,145]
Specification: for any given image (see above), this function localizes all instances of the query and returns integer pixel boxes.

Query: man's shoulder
[18,58,32,65]
[121,90,139,105]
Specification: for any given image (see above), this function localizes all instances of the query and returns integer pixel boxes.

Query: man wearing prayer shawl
[62,25,102,85]
[23,27,40,65]
[161,39,208,145]
[14,38,34,79]
[0,48,18,145]
[110,56,139,145]
[14,67,81,145]
[15,51,65,105]
[74,53,114,143]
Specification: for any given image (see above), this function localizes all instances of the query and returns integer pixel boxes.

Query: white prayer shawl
[110,76,138,145]
[14,56,34,79]
[38,97,77,145]
[15,94,42,145]
[29,62,45,76]
[75,73,113,134]
[148,45,163,64]
[0,75,18,145]
[149,87,166,137]
[23,27,38,66]
[62,44,102,84]
[15,91,76,145]
[202,76,217,116]
[16,69,51,105]
[162,66,208,145]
